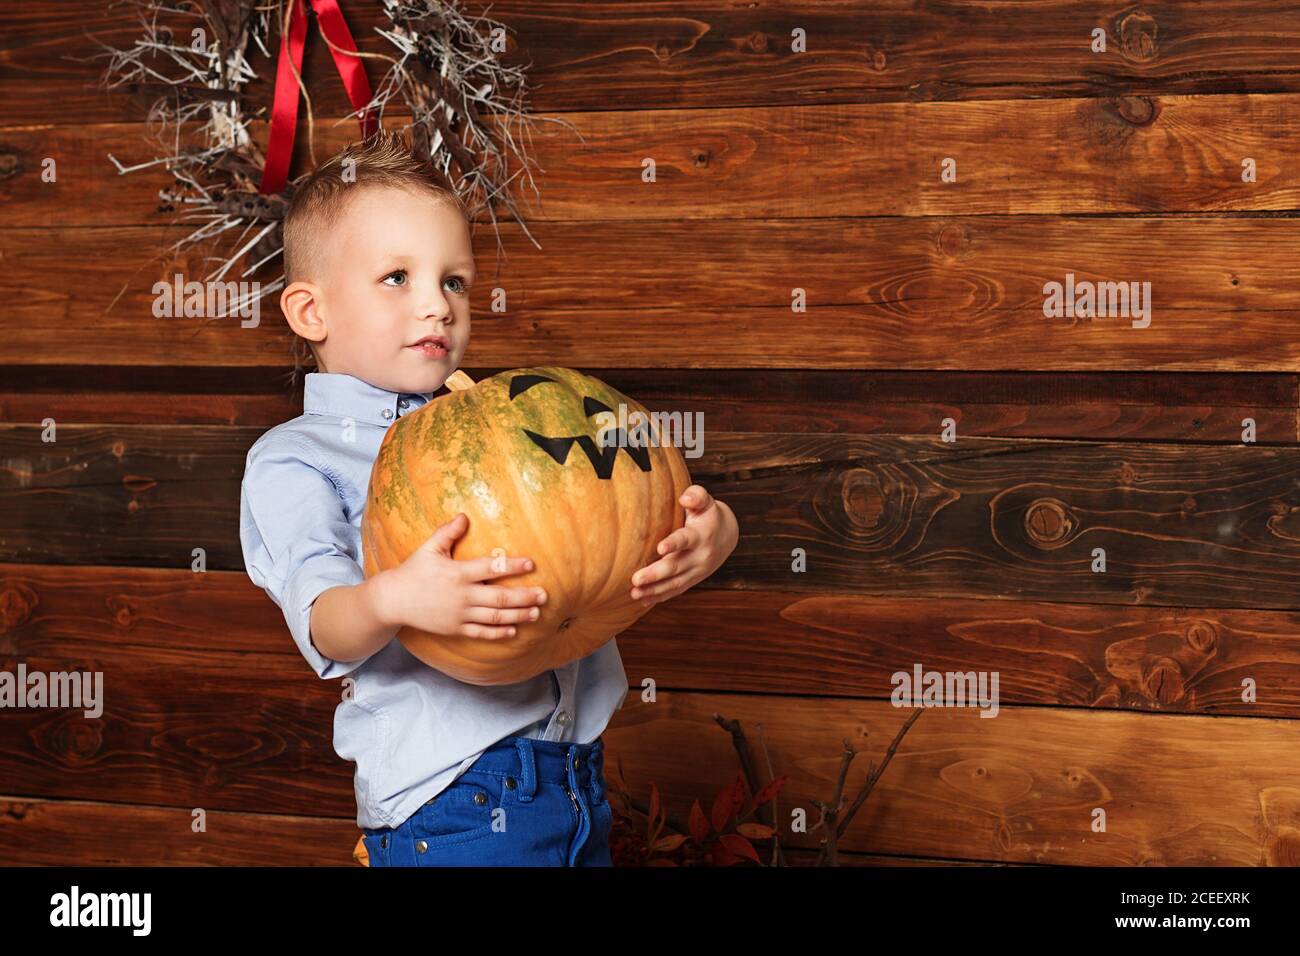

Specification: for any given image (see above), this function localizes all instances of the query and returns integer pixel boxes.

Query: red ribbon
[260,0,378,194]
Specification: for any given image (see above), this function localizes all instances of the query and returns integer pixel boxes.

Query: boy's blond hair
[281,128,470,370]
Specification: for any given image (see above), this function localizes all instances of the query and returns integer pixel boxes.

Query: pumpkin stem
[444,370,476,392]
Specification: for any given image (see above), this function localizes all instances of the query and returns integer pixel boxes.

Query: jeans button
[574,756,582,770]
[473,791,487,806]
[505,776,516,789]
[416,840,428,854]
[380,835,388,849]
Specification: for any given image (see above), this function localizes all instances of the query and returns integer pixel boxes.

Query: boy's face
[296,183,475,394]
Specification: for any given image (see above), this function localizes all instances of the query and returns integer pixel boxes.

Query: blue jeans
[361,735,613,866]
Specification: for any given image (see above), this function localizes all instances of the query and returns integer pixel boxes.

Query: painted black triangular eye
[510,374,559,400]
[583,396,613,418]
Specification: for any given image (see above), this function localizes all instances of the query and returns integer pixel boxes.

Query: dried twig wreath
[88,0,572,380]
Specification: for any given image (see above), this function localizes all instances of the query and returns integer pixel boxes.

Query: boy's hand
[373,513,547,640]
[630,484,739,608]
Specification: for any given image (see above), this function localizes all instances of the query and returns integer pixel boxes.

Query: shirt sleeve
[239,433,376,680]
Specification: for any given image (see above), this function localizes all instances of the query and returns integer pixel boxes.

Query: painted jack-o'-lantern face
[361,366,692,686]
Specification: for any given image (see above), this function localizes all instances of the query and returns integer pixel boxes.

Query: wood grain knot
[841,468,886,529]
[1117,11,1159,62]
[0,149,19,180]
[936,224,968,258]
[690,147,711,168]
[746,32,768,53]
[0,583,39,634]
[106,595,135,628]
[1184,621,1218,653]
[54,718,104,762]
[1024,499,1074,546]
[872,50,887,71]
[1141,657,1185,705]
[1112,94,1160,127]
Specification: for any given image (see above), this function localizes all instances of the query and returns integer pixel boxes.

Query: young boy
[238,130,739,866]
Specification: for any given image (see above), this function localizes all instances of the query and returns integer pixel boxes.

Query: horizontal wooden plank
[0,795,984,866]
[602,692,1300,865]
[5,564,1300,718]
[9,2,1300,124]
[702,433,1300,609]
[0,639,1296,864]
[1,366,1294,442]
[8,430,1300,609]
[9,93,1300,227]
[3,217,1300,370]
[0,797,360,866]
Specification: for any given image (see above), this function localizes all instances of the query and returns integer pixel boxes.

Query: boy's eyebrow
[378,253,476,273]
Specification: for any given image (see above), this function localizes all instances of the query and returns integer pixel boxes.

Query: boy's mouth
[407,335,449,357]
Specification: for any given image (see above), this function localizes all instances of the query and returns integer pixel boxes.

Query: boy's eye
[444,275,468,294]
[382,269,407,287]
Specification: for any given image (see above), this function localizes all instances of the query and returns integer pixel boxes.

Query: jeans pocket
[413,771,508,848]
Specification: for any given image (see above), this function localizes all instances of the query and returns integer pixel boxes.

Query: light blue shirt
[238,371,628,829]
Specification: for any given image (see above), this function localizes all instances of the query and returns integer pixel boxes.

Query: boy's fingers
[461,554,535,581]
[632,570,692,603]
[457,622,519,641]
[632,559,692,594]
[466,584,548,608]
[425,512,469,554]
[462,603,542,626]
[633,552,684,589]
[654,527,696,556]
[681,485,713,511]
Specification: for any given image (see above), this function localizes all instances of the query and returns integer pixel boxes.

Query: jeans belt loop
[515,737,538,802]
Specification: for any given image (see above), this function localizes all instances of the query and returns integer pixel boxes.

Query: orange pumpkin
[361,366,692,685]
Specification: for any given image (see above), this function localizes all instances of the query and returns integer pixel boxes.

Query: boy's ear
[280,281,328,347]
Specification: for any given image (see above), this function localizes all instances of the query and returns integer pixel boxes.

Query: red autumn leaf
[710,784,733,832]
[653,833,688,853]
[751,774,787,809]
[710,843,740,866]
[718,833,761,864]
[689,799,710,843]
[736,822,775,840]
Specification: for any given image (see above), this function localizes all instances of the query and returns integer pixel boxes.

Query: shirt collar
[303,372,437,427]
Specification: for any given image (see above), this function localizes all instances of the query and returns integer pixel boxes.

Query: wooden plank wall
[3,1,1300,866]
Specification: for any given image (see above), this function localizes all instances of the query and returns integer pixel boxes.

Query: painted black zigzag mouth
[523,429,652,479]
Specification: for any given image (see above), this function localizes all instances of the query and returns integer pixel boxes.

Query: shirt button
[381,408,394,420]
[415,840,428,854]
[557,711,572,726]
